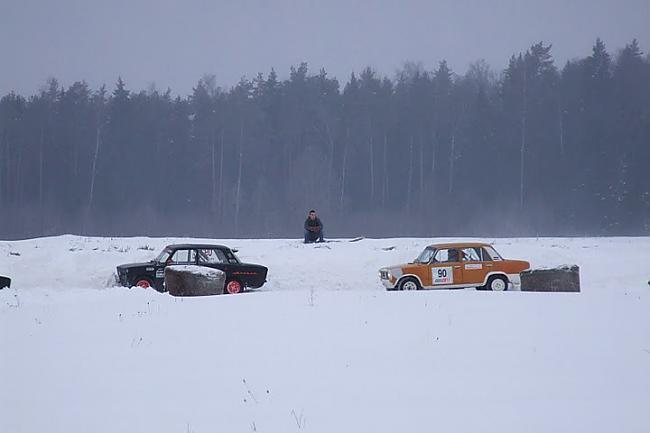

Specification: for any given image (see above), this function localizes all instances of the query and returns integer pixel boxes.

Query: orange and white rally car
[379,242,530,291]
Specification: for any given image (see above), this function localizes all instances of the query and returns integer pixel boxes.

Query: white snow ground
[1,235,649,433]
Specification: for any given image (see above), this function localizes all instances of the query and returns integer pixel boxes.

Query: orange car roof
[426,242,492,249]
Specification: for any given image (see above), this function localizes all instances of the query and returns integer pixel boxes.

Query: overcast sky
[1,0,649,96]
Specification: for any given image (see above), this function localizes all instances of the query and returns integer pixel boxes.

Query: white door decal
[432,266,453,284]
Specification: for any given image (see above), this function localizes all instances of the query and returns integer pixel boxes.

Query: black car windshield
[414,247,435,264]
[155,248,172,263]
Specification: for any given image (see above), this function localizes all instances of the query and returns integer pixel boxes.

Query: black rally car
[116,244,267,294]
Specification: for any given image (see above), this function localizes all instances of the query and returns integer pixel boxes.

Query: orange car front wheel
[398,277,421,291]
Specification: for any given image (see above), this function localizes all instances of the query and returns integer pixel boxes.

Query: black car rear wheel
[225,279,242,294]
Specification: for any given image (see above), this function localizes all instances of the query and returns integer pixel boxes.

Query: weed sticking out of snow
[307,288,317,307]
[3,289,20,308]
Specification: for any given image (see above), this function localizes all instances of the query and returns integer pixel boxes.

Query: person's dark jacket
[304,217,323,233]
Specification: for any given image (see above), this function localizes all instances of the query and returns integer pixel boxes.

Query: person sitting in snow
[304,209,325,243]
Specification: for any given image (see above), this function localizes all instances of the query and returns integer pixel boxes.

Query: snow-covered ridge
[2,236,650,433]
[1,234,649,292]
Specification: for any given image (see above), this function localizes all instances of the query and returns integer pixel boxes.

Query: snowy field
[1,235,650,433]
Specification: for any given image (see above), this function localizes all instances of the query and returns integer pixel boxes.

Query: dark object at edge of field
[521,265,580,292]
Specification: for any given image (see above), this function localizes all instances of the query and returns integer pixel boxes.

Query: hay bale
[521,265,580,292]
[165,265,225,297]
[0,276,10,290]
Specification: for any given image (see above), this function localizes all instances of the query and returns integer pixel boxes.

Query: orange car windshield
[414,248,435,264]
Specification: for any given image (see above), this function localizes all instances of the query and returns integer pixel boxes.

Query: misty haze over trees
[1,39,649,240]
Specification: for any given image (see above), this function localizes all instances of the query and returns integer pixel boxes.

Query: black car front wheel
[133,276,154,289]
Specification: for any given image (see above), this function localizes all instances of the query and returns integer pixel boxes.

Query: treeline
[1,39,649,240]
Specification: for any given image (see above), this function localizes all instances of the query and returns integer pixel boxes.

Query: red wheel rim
[226,280,241,294]
[136,279,151,288]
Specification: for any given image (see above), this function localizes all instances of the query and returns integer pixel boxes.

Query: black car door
[157,249,196,287]
[197,248,229,275]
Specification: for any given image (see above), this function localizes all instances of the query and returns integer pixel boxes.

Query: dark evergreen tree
[1,40,649,239]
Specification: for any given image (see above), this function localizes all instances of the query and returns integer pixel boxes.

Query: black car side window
[224,250,239,264]
[169,249,195,264]
[198,249,226,264]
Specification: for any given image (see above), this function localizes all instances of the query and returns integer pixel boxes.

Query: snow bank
[1,236,650,433]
